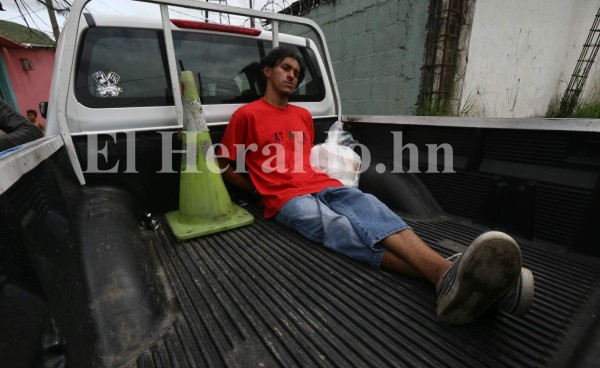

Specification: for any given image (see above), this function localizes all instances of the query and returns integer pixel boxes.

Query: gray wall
[280,0,429,115]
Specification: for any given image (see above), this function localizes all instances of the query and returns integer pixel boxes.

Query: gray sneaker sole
[498,267,535,316]
[437,231,522,325]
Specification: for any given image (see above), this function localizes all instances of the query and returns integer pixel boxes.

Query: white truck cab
[46,11,337,136]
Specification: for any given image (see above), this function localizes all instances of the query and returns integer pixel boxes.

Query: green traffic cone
[165,71,253,240]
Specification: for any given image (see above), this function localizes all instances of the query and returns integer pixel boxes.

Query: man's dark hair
[26,109,37,117]
[261,47,306,85]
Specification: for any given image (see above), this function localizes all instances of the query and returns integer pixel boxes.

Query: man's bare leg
[380,251,423,278]
[381,230,451,285]
[380,230,524,324]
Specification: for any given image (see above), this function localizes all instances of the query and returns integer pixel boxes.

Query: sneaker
[497,267,535,316]
[436,231,522,325]
[443,261,535,317]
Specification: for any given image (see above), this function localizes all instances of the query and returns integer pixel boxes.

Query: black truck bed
[136,205,600,368]
[4,123,600,367]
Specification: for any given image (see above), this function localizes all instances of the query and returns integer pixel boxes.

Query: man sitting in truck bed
[217,47,533,325]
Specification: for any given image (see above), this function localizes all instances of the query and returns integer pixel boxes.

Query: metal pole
[45,0,61,41]
[249,0,255,28]
[272,20,279,48]
[160,4,184,128]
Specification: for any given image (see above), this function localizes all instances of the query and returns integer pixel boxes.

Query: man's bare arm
[218,158,256,193]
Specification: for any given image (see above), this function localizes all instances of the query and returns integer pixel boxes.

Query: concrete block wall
[280,0,429,115]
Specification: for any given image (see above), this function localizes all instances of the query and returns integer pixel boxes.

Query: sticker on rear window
[92,71,123,97]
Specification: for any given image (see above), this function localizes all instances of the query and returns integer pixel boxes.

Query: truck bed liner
[139,206,600,368]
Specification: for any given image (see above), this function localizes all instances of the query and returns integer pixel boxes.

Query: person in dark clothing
[0,100,44,152]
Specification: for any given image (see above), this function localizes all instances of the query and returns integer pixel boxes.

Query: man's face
[27,113,36,122]
[265,57,301,97]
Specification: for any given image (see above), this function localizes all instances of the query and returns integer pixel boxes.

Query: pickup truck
[1,0,600,367]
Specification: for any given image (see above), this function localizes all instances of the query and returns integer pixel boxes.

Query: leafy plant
[457,91,480,117]
[547,92,600,118]
[414,90,480,117]
[571,99,600,118]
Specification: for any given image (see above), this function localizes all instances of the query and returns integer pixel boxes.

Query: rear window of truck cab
[75,27,325,108]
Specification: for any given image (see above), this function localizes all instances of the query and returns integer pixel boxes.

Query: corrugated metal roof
[0,20,55,48]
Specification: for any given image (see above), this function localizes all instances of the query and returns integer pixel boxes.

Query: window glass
[75,27,325,108]
[173,33,264,104]
[76,28,171,108]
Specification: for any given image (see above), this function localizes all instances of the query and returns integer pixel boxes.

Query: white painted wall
[460,0,600,117]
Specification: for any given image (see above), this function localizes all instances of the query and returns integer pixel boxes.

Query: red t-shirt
[219,98,342,218]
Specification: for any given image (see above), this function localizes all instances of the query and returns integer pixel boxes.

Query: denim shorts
[274,187,410,268]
